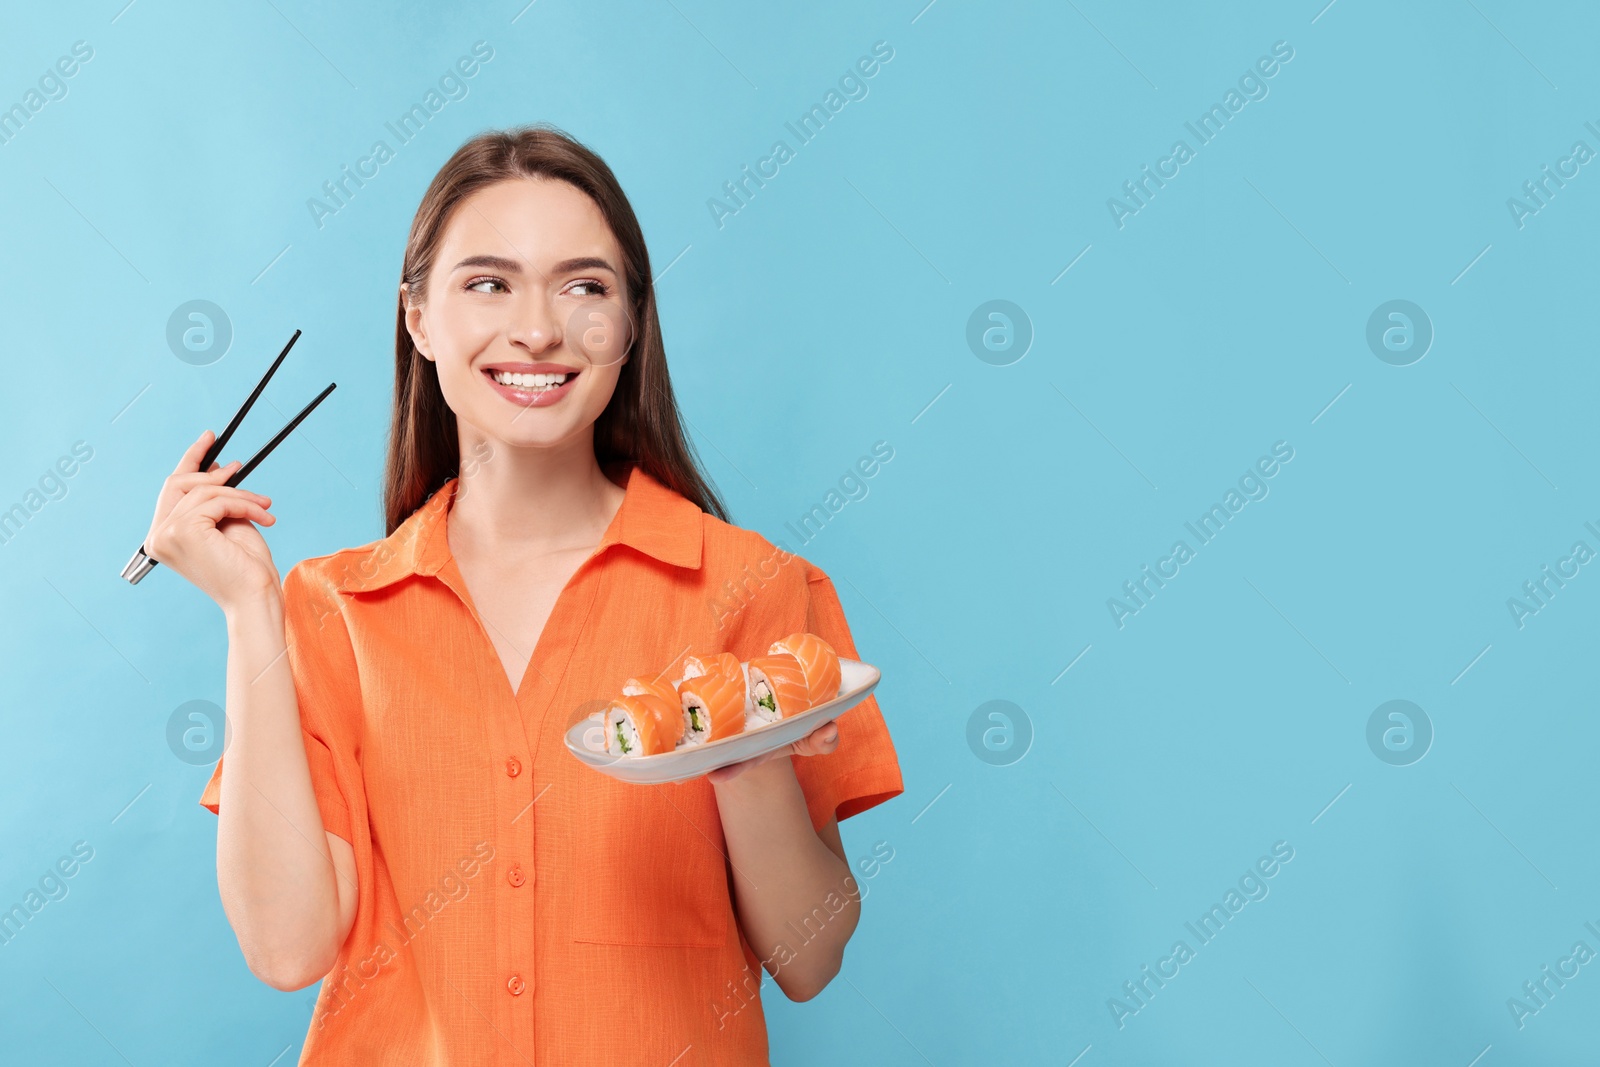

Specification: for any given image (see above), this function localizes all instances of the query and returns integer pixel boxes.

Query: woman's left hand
[706,720,839,784]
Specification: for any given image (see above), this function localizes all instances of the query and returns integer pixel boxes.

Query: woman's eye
[466,277,507,294]
[570,280,610,297]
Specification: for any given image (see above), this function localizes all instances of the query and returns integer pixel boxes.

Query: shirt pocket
[569,775,733,949]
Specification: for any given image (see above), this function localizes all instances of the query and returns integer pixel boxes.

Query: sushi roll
[675,657,750,745]
[602,692,684,757]
[768,632,842,708]
[745,652,812,724]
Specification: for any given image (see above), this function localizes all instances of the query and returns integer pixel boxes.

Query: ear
[401,284,433,361]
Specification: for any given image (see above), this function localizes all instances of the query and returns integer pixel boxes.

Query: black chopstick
[120,329,335,585]
[225,382,336,488]
[200,329,301,472]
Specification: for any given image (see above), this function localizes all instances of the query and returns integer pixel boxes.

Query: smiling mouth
[484,368,579,393]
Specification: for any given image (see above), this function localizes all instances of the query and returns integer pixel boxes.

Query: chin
[484,412,591,451]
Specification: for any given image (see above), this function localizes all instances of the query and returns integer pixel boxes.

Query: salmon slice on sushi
[602,692,685,757]
[621,674,680,707]
[768,632,842,708]
[674,651,742,687]
[675,658,750,745]
[745,652,812,724]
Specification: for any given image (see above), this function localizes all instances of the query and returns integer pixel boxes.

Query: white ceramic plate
[565,658,881,785]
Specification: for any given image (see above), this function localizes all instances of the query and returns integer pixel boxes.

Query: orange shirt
[198,462,904,1065]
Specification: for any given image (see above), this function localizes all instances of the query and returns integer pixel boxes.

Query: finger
[185,483,274,516]
[172,429,216,477]
[167,462,243,494]
[182,483,272,510]
[188,490,276,528]
[149,487,273,561]
[793,722,840,757]
[176,478,267,502]
[171,484,274,524]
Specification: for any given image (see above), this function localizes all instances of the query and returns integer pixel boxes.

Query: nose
[507,291,561,354]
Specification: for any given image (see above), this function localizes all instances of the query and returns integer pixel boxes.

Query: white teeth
[490,370,572,389]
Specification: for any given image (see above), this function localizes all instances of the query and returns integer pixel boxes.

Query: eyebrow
[451,254,619,276]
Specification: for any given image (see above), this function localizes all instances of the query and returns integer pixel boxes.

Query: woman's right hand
[143,429,281,611]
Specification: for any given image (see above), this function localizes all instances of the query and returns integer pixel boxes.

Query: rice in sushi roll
[675,655,750,745]
[674,652,739,687]
[602,692,685,757]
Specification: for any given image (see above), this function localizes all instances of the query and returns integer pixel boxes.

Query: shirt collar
[336,463,704,595]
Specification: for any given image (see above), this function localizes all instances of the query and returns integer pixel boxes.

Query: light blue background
[1,1,1596,1064]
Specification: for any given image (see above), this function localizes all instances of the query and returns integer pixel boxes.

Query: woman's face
[403,176,633,453]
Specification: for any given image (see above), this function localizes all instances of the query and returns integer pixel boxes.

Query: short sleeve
[198,560,362,846]
[788,561,905,834]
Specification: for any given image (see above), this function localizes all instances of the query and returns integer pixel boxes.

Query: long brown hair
[383,123,730,535]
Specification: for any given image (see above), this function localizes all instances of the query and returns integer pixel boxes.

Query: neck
[446,429,625,552]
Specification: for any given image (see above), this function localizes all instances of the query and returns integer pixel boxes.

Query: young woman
[145,125,903,1064]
